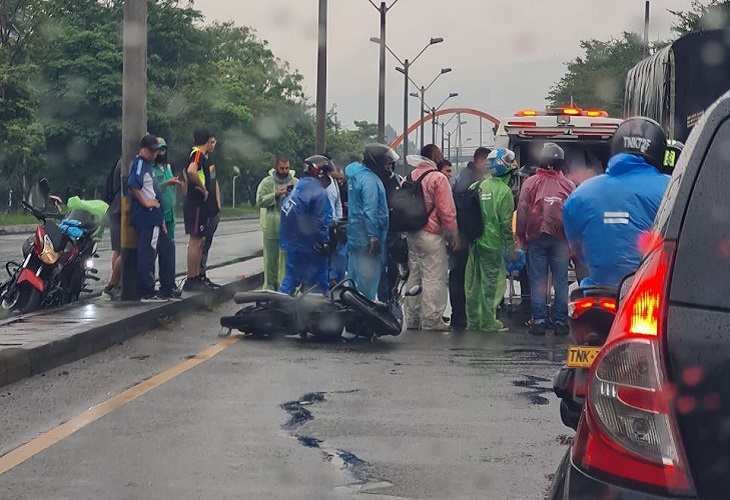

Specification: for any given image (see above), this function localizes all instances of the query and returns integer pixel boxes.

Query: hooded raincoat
[279,176,333,294]
[256,169,298,289]
[465,173,517,332]
[563,153,670,287]
[345,162,389,300]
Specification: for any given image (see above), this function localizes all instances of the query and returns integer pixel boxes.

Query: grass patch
[0,213,39,226]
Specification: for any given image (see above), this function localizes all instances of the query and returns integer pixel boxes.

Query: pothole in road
[279,391,394,495]
[513,374,552,405]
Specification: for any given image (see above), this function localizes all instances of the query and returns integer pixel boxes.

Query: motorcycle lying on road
[219,265,420,341]
[0,179,103,314]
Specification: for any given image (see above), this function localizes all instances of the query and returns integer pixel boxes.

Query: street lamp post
[367,0,400,143]
[408,68,451,150]
[316,0,328,154]
[429,92,457,144]
[232,166,240,208]
[373,36,443,172]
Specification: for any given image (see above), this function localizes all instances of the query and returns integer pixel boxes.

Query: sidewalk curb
[0,215,258,236]
[0,271,263,388]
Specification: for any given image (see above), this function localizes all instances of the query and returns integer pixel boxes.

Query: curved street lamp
[372,36,444,168]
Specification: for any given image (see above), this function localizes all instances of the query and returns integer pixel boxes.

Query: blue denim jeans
[528,234,569,325]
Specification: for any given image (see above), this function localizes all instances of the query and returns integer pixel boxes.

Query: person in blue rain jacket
[279,157,334,295]
[563,117,671,287]
[345,143,395,300]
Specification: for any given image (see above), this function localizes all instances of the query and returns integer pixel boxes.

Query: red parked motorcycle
[0,179,101,314]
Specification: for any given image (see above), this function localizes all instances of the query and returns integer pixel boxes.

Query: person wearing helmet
[345,144,393,300]
[256,155,298,290]
[563,117,671,288]
[278,156,334,295]
[516,143,575,336]
[465,149,521,332]
[154,138,182,242]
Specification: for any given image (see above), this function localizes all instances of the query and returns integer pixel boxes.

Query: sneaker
[201,275,222,289]
[423,322,451,332]
[553,323,570,336]
[141,294,169,303]
[104,285,121,301]
[182,276,209,292]
[529,322,547,336]
[498,326,510,333]
[159,289,182,300]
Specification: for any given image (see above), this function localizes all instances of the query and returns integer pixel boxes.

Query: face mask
[156,152,168,164]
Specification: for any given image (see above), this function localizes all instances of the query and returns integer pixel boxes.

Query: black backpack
[455,182,484,244]
[104,159,121,204]
[389,169,437,232]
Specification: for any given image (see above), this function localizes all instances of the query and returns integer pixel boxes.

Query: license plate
[566,346,602,368]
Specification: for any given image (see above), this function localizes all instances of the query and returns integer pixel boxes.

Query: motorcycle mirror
[405,285,422,297]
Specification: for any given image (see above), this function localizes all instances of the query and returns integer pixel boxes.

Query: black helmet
[363,143,400,170]
[539,143,565,170]
[612,117,667,169]
[660,139,684,175]
[304,155,335,177]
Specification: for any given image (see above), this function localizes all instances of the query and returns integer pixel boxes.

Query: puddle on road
[279,391,393,495]
[513,375,552,405]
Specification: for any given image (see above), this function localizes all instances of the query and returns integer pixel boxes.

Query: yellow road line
[0,335,241,476]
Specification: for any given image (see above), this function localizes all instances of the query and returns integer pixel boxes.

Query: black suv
[551,90,730,499]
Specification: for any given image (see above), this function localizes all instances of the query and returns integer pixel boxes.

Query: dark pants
[200,212,220,276]
[448,248,468,327]
[137,224,175,297]
[528,234,569,325]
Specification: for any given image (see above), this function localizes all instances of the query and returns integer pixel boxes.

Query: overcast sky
[194,0,694,144]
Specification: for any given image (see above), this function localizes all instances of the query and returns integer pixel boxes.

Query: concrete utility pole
[644,1,651,57]
[367,0,400,143]
[121,0,147,301]
[316,0,328,154]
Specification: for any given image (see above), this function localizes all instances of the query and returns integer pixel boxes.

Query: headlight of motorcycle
[39,234,60,265]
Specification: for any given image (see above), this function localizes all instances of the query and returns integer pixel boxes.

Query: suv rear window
[671,118,730,309]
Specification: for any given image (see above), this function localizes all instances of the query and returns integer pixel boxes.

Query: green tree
[670,0,730,35]
[547,32,645,117]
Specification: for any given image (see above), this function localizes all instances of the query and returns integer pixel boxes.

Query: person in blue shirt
[563,117,671,287]
[345,144,394,301]
[127,134,178,301]
[279,156,334,295]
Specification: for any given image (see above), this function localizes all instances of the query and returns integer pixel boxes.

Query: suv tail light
[573,240,696,496]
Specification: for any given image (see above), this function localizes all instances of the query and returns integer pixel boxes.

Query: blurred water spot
[702,41,726,67]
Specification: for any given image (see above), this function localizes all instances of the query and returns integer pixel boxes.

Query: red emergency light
[586,110,609,118]
[563,107,582,116]
[515,110,539,117]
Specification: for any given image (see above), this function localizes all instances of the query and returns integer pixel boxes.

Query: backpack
[455,182,484,244]
[104,159,121,204]
[389,169,437,232]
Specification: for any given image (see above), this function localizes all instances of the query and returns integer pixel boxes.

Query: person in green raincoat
[465,149,521,332]
[153,138,182,241]
[256,155,298,290]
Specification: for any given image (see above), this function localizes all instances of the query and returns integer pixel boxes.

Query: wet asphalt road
[0,304,572,499]
[0,218,263,292]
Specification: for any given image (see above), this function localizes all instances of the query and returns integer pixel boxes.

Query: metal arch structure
[389,108,501,149]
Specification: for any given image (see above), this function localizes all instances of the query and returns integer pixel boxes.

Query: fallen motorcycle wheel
[338,289,402,337]
[2,282,42,314]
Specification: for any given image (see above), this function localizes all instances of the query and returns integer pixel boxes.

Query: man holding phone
[256,155,298,290]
